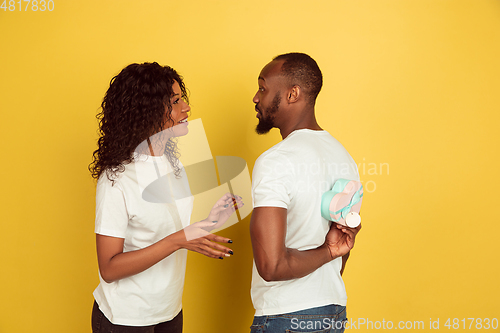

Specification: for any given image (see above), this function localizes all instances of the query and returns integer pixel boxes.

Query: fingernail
[212,220,218,223]
[219,256,223,260]
[224,204,229,208]
[228,250,234,255]
[228,240,233,243]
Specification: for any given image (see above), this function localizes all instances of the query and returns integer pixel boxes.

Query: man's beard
[255,92,281,135]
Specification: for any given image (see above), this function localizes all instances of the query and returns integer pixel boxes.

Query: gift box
[321,179,363,228]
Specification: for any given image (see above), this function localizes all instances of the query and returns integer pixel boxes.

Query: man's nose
[253,92,259,104]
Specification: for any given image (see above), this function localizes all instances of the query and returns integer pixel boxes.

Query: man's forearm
[251,207,347,282]
[257,244,332,282]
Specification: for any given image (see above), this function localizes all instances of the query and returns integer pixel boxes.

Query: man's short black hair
[273,52,323,104]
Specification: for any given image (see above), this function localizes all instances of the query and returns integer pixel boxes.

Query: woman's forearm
[96,232,184,283]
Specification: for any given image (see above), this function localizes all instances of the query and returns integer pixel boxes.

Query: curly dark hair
[89,62,189,182]
[273,52,323,104]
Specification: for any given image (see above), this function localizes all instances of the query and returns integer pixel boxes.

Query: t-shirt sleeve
[252,151,294,209]
[95,175,129,238]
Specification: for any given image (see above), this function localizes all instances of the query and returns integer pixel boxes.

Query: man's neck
[279,110,322,139]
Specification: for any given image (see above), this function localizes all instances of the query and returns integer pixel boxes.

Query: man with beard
[249,53,362,333]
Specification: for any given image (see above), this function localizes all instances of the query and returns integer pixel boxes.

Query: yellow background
[1,0,499,332]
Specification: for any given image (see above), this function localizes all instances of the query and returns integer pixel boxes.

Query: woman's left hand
[184,193,243,241]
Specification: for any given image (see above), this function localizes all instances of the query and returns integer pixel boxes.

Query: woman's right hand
[177,228,234,259]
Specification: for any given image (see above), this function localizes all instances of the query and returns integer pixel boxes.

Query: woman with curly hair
[89,62,240,332]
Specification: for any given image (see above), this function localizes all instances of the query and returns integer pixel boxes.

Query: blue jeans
[250,304,347,333]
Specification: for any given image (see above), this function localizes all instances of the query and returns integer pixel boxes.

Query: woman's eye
[173,98,180,104]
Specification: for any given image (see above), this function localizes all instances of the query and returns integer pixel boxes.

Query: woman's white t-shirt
[93,153,193,326]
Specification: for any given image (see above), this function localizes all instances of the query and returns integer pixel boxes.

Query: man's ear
[287,85,301,104]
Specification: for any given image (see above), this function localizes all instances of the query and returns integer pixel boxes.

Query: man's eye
[259,88,264,92]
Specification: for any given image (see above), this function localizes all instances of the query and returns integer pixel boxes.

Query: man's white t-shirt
[93,153,193,326]
[251,129,359,316]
